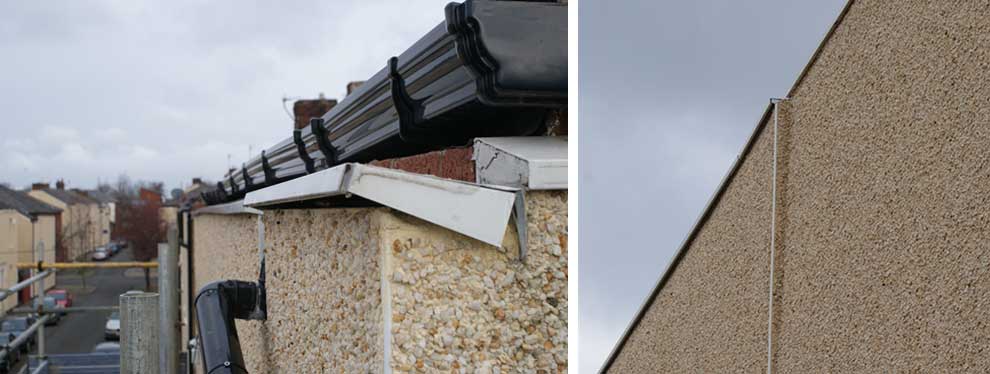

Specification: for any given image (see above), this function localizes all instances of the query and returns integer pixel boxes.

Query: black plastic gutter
[194,280,264,374]
[203,0,566,206]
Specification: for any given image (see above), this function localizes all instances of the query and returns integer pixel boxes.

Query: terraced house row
[0,182,116,312]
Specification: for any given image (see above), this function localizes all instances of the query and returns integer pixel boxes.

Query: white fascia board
[242,165,348,207]
[243,163,516,247]
[193,200,262,216]
[347,164,515,247]
[474,136,567,190]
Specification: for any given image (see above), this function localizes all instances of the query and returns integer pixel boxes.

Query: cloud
[0,0,451,191]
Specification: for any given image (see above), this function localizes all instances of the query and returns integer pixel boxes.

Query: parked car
[104,311,120,340]
[46,289,72,313]
[92,341,120,354]
[92,247,109,261]
[0,333,20,373]
[106,242,122,256]
[0,316,35,354]
[34,296,61,325]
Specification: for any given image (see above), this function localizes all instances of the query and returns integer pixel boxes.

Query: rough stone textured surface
[194,210,384,373]
[383,190,568,373]
[193,191,568,373]
[608,1,990,372]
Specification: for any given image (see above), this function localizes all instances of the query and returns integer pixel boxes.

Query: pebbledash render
[190,139,567,373]
[603,1,990,373]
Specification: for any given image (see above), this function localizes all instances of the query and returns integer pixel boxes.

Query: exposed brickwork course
[292,98,338,129]
[370,146,476,182]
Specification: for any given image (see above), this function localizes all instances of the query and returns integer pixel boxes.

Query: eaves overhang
[204,0,566,206]
[193,200,262,216]
[244,163,518,247]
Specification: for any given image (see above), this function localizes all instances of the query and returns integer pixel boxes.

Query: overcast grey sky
[579,1,845,372]
[0,0,450,191]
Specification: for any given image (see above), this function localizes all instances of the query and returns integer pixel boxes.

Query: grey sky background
[579,1,845,372]
[0,0,451,191]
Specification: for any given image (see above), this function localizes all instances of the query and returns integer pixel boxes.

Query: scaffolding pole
[16,262,158,270]
[160,226,180,374]
[121,292,159,374]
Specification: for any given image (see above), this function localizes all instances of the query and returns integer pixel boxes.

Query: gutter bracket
[293,129,317,174]
[228,175,240,197]
[261,150,277,185]
[388,56,429,144]
[310,118,338,169]
[241,165,254,192]
[215,182,229,202]
[512,191,528,262]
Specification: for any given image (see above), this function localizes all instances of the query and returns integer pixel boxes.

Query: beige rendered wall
[383,190,567,373]
[34,215,57,290]
[66,204,93,260]
[98,204,112,245]
[608,1,990,372]
[193,210,385,373]
[27,191,73,259]
[0,211,28,312]
[192,190,568,373]
[88,203,101,248]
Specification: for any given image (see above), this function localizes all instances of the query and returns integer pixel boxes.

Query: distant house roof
[0,186,62,217]
[78,190,116,204]
[37,188,94,205]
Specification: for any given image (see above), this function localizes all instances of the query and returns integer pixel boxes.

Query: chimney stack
[192,178,202,185]
[56,179,65,190]
[292,95,338,130]
[31,182,49,191]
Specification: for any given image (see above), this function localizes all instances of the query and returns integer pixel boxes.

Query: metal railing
[0,255,160,372]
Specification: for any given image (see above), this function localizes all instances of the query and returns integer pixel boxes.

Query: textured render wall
[607,120,774,372]
[35,215,57,290]
[0,211,23,313]
[384,191,568,373]
[610,1,990,372]
[193,210,385,373]
[771,1,990,371]
[193,191,568,373]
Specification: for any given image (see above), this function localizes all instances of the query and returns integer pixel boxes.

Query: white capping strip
[243,163,517,247]
[473,136,567,190]
[193,199,262,216]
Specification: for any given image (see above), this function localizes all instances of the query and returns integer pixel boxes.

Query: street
[34,247,157,355]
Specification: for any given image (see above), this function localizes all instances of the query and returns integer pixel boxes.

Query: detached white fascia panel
[242,165,348,207]
[474,136,567,190]
[243,163,517,247]
[347,164,516,247]
[193,200,262,216]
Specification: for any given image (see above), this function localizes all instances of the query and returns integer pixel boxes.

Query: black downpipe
[179,207,195,374]
[195,280,263,374]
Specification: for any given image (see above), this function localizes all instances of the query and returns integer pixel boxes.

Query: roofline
[599,1,856,371]
[0,208,32,220]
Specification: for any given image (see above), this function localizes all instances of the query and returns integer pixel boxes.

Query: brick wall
[292,98,338,129]
[370,147,476,182]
